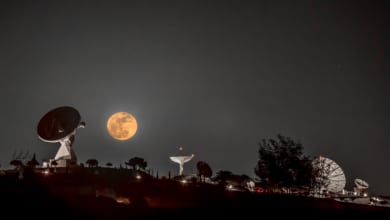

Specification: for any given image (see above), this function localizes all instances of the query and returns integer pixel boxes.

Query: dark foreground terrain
[1,168,389,219]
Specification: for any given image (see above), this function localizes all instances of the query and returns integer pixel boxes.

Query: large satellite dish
[312,155,346,194]
[37,106,85,167]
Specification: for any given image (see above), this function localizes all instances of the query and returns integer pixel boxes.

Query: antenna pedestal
[51,135,77,167]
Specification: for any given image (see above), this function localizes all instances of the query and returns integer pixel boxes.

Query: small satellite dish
[354,178,369,189]
[37,106,85,167]
[169,147,194,176]
[312,156,346,194]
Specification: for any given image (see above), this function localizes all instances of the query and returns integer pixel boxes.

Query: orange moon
[107,112,138,140]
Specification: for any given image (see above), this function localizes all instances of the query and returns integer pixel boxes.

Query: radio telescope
[169,147,194,176]
[37,106,85,168]
[354,178,369,196]
[312,155,346,194]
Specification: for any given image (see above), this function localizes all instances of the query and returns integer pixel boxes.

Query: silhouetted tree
[106,162,113,168]
[86,158,99,168]
[27,153,39,169]
[213,170,252,190]
[50,160,58,172]
[213,170,233,187]
[255,134,315,192]
[196,161,212,182]
[126,157,147,170]
[10,159,23,169]
[10,159,24,179]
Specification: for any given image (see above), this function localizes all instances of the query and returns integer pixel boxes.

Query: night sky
[1,1,389,195]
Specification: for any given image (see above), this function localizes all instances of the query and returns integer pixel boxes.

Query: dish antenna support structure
[37,106,85,168]
[169,147,194,176]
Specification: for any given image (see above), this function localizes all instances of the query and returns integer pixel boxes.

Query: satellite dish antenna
[312,155,346,194]
[37,106,85,168]
[169,147,194,176]
[354,178,369,189]
[354,178,369,196]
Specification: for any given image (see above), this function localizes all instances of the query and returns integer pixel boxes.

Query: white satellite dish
[312,156,346,193]
[169,147,194,176]
[354,178,369,189]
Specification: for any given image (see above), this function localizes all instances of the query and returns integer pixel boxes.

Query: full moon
[107,112,138,141]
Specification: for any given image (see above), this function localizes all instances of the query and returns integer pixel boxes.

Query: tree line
[8,134,322,193]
